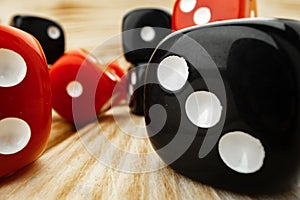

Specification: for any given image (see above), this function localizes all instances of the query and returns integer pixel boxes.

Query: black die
[144,18,300,194]
[11,15,65,64]
[122,8,172,64]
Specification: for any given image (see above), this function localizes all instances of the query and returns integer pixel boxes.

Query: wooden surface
[1,0,300,199]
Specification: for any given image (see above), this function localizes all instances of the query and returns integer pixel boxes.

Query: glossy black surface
[144,19,300,194]
[127,64,147,115]
[122,8,172,64]
[11,15,65,64]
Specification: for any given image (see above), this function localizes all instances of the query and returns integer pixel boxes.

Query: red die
[0,25,52,177]
[49,49,126,126]
[172,0,257,30]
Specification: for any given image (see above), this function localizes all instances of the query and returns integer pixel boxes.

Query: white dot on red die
[0,49,27,87]
[140,26,156,42]
[180,0,197,13]
[218,131,265,174]
[157,55,189,92]
[66,81,83,98]
[193,7,212,25]
[185,91,222,128]
[0,118,31,155]
[47,25,61,40]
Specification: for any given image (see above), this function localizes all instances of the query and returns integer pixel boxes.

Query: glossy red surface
[0,25,52,177]
[50,49,125,126]
[172,0,256,31]
[108,61,125,78]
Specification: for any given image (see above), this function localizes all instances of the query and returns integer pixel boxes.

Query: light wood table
[1,0,300,199]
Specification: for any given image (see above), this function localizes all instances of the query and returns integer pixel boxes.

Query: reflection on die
[144,19,300,194]
[0,25,52,177]
[172,0,257,30]
[49,49,126,127]
[126,64,147,115]
[11,15,65,65]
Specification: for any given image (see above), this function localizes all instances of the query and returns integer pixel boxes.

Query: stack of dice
[123,0,257,116]
[120,0,300,195]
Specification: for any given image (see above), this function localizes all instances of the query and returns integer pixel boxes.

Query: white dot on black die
[66,81,83,98]
[185,91,222,128]
[0,49,27,87]
[157,55,189,92]
[193,7,212,25]
[218,131,265,174]
[47,25,61,40]
[180,0,197,13]
[0,118,31,155]
[140,26,156,42]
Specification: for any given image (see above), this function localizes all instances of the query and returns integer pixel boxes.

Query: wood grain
[1,0,300,199]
